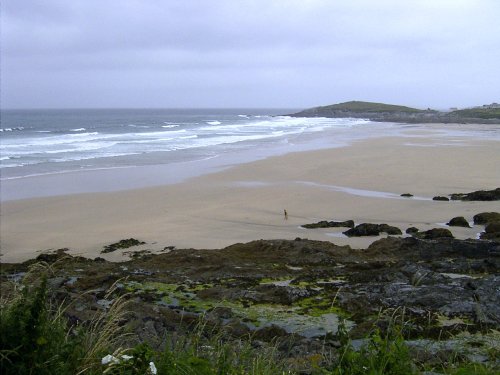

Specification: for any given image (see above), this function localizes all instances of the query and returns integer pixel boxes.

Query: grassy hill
[290,101,500,123]
[450,107,500,119]
[312,100,424,113]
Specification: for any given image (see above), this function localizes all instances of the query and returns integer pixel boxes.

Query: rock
[480,222,500,241]
[447,216,470,228]
[207,307,233,320]
[473,212,500,225]
[415,228,454,239]
[253,284,313,305]
[485,222,500,233]
[344,223,380,236]
[102,238,146,253]
[47,277,66,290]
[433,196,449,201]
[36,248,69,263]
[343,223,402,237]
[406,227,419,234]
[378,224,403,235]
[302,220,354,229]
[401,193,414,197]
[5,235,500,369]
[450,188,500,201]
[254,325,289,341]
[223,319,251,338]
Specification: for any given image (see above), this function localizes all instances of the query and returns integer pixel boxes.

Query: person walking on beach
[284,209,288,220]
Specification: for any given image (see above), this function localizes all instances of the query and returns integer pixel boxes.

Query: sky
[2,0,499,109]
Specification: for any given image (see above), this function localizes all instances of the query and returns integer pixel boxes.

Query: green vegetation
[1,264,498,374]
[450,108,500,119]
[291,100,500,123]
[1,262,131,374]
[0,278,84,374]
[313,101,423,113]
[321,320,415,374]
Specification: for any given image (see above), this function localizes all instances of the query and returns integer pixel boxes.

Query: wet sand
[1,131,499,262]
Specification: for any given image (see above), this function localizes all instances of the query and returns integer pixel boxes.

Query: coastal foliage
[449,108,500,119]
[0,277,84,374]
[314,101,423,113]
[323,320,414,375]
[291,100,500,123]
[1,260,498,374]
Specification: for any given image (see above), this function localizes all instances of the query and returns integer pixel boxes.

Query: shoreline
[1,126,499,263]
[2,121,497,202]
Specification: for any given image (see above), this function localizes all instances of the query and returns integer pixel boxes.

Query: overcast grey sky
[2,0,499,109]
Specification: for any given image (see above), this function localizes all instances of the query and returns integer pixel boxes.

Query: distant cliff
[289,101,500,124]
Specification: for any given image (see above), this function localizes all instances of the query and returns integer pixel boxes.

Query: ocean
[3,108,497,201]
[0,108,371,180]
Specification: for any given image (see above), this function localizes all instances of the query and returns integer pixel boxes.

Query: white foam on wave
[50,151,141,163]
[68,132,99,137]
[1,163,26,168]
[1,132,113,150]
[1,115,375,175]
[0,127,24,132]
[134,129,187,137]
[198,116,362,137]
[43,141,118,154]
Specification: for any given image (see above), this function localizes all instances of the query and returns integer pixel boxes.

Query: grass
[1,263,498,374]
[450,108,500,119]
[0,263,85,374]
[313,101,424,113]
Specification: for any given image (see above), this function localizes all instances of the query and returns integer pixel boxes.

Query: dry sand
[1,131,499,262]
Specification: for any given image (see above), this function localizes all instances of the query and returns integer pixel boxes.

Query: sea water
[1,108,371,180]
[1,108,497,200]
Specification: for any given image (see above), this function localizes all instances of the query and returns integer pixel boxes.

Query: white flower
[149,361,157,374]
[121,354,133,361]
[101,354,120,365]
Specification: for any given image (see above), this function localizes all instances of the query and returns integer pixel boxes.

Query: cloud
[2,0,499,108]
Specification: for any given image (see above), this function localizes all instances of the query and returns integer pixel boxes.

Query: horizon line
[0,106,303,111]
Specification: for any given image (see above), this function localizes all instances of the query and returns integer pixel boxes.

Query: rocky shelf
[2,225,499,369]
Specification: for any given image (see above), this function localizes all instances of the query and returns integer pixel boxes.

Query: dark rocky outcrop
[473,212,500,225]
[414,228,454,239]
[35,248,70,263]
[406,227,419,235]
[3,235,499,368]
[343,223,402,237]
[102,238,146,253]
[450,188,500,201]
[447,217,470,228]
[302,220,354,229]
[432,196,450,201]
[480,222,500,241]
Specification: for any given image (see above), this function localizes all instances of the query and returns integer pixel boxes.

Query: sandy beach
[1,127,499,263]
